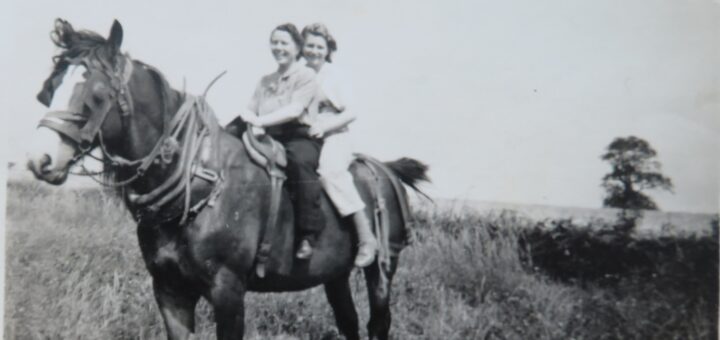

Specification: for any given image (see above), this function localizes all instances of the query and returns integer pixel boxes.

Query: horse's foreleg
[153,280,200,340]
[324,274,360,340]
[363,256,399,340]
[210,267,247,340]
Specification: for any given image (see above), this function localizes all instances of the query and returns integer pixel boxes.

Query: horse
[27,19,429,340]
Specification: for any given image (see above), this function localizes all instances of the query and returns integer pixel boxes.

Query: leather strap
[38,111,87,144]
[240,129,289,278]
[255,173,286,278]
[357,158,392,271]
[79,57,134,146]
[355,154,413,235]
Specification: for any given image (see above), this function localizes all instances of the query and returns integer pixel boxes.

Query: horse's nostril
[39,154,52,172]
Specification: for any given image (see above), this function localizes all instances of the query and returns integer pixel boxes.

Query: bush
[519,217,718,339]
[521,218,718,292]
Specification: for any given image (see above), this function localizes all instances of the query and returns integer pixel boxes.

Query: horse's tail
[383,158,431,200]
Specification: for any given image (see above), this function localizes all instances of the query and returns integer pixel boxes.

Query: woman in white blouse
[301,23,378,267]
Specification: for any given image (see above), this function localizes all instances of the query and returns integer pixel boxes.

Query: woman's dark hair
[301,23,337,63]
[272,23,304,60]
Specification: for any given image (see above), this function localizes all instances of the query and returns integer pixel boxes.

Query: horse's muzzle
[27,154,69,185]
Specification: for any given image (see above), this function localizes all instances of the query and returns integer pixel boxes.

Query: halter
[39,55,134,147]
[38,54,175,186]
[38,53,224,224]
[39,55,134,175]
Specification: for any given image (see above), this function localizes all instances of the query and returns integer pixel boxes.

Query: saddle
[242,130,287,278]
[241,130,287,170]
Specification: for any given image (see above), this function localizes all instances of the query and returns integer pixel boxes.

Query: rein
[39,54,223,224]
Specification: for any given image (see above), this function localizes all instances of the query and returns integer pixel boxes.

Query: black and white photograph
[2,1,718,339]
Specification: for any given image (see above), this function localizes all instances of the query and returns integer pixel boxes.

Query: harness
[38,54,222,225]
[39,56,135,149]
[354,154,413,291]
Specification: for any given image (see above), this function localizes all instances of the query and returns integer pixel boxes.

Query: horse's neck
[124,66,182,159]
[113,65,183,189]
[116,62,270,198]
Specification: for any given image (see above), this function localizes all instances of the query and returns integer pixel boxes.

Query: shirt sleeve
[321,67,352,112]
[290,68,318,109]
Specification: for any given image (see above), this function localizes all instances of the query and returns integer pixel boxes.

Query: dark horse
[27,19,429,340]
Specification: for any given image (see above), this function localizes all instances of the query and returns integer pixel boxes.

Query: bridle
[38,53,224,224]
[38,54,174,187]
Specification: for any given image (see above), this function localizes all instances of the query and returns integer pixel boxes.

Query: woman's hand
[239,111,262,127]
[251,125,266,135]
[243,114,261,127]
[308,123,325,139]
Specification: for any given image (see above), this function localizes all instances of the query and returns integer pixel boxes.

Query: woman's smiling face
[270,29,299,67]
[303,33,328,69]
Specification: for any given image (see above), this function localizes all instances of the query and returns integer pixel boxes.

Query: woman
[301,23,378,267]
[239,23,323,260]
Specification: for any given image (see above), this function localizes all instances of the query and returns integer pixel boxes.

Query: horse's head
[28,19,130,185]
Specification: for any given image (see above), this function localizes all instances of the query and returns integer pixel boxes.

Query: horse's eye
[91,91,106,105]
[90,82,108,100]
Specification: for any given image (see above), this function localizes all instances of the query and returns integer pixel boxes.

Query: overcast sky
[2,0,718,213]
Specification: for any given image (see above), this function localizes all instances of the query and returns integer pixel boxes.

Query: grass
[5,181,717,339]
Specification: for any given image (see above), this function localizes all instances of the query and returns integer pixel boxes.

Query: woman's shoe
[296,239,313,259]
[353,211,378,267]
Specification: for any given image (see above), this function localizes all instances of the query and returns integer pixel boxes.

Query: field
[4,180,718,339]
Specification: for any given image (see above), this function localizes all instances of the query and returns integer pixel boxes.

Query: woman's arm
[312,110,357,137]
[237,109,257,123]
[247,102,305,127]
[310,67,358,137]
[248,68,318,128]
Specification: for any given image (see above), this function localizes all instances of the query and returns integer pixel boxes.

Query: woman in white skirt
[301,23,378,267]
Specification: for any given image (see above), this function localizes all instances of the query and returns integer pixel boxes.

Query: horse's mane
[50,19,111,63]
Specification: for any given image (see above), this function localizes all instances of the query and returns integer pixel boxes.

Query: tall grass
[5,182,717,339]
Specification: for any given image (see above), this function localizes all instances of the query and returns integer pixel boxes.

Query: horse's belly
[248,218,355,292]
[247,264,351,292]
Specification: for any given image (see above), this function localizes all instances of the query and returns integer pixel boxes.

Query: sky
[1,0,719,213]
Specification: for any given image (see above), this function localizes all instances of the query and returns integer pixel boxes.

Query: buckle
[194,165,219,182]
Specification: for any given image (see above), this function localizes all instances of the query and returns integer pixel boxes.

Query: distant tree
[601,136,673,229]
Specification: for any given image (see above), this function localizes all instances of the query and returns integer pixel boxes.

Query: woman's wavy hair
[272,23,304,60]
[301,23,337,63]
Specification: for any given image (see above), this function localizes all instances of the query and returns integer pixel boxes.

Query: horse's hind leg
[153,280,200,340]
[324,274,360,340]
[364,257,398,340]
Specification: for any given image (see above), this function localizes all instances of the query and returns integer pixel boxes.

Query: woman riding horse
[302,23,378,267]
[238,23,325,260]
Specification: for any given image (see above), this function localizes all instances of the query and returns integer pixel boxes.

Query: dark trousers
[273,127,324,244]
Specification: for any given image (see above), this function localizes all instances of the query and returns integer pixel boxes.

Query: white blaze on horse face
[50,65,87,111]
[27,65,87,173]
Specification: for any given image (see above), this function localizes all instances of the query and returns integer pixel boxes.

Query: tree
[601,136,673,211]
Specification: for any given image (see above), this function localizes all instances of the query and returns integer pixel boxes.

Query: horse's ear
[107,19,123,53]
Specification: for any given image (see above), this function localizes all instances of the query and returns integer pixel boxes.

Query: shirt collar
[279,61,301,81]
